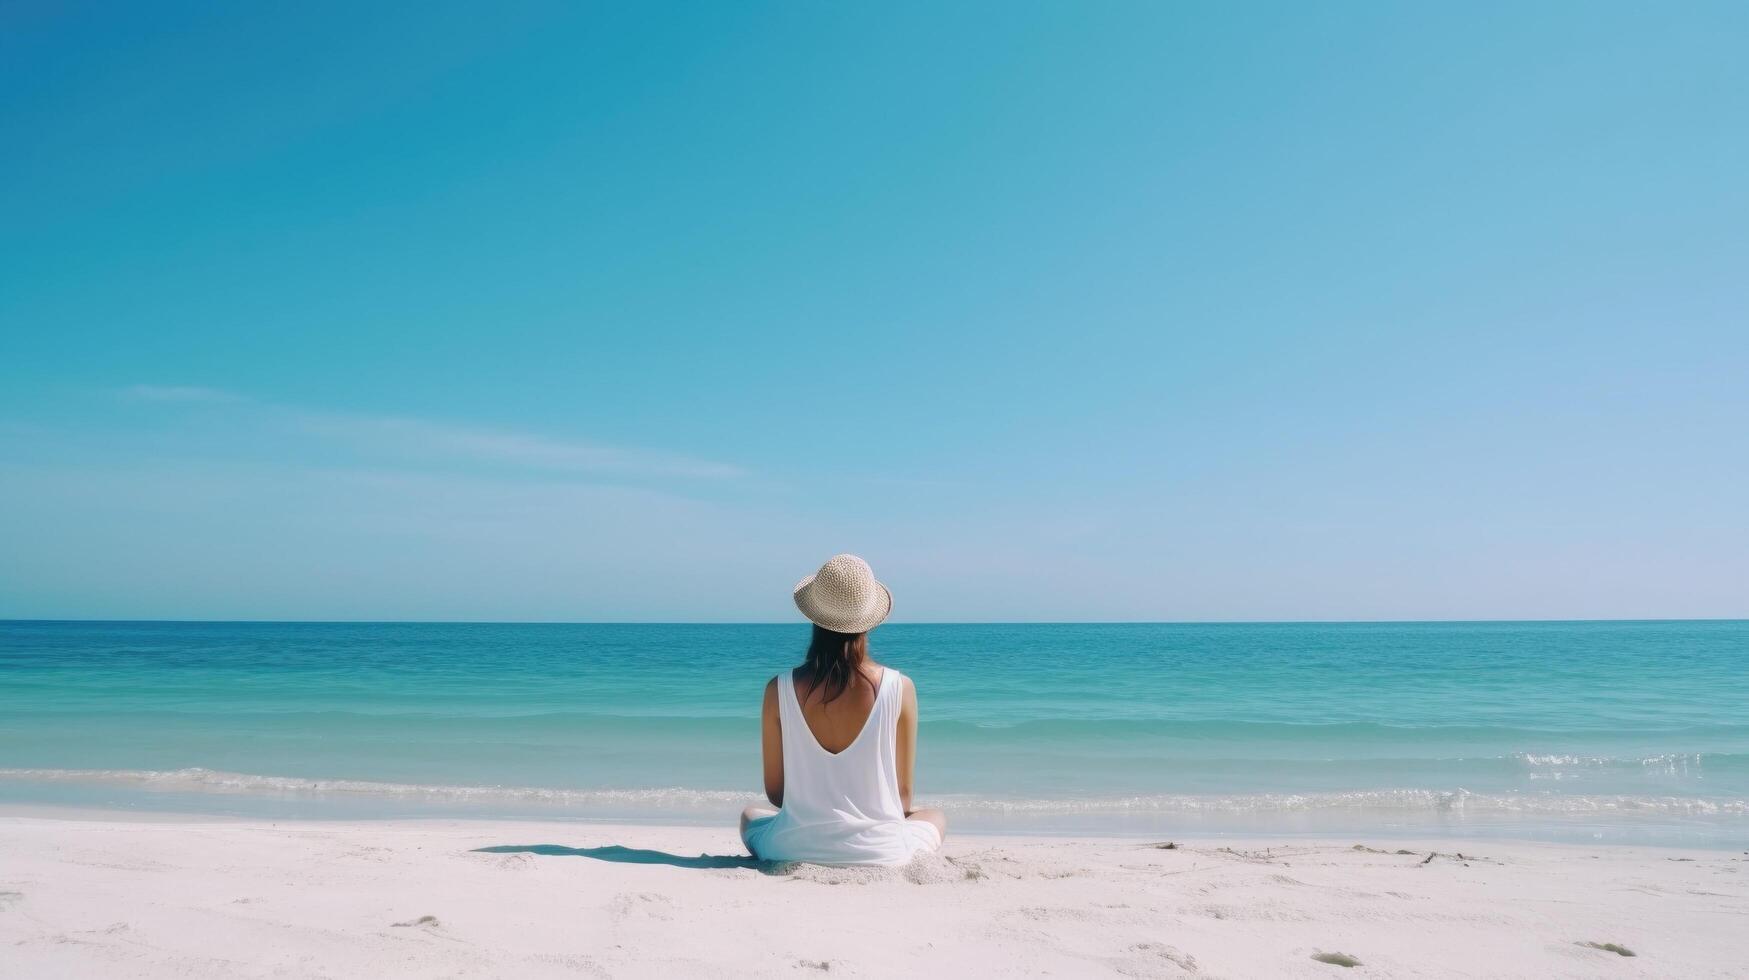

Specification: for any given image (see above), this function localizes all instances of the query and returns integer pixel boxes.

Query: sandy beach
[2,811,1743,978]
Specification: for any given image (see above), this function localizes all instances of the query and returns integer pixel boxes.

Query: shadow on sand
[473,844,773,871]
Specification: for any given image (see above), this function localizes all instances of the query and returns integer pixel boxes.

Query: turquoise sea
[2,620,1745,846]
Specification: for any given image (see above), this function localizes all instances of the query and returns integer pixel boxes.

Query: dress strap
[877,667,900,720]
[776,671,796,719]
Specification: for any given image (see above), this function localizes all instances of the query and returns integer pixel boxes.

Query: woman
[740,554,947,866]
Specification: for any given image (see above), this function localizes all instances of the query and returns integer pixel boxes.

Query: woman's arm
[761,676,784,807]
[896,675,920,814]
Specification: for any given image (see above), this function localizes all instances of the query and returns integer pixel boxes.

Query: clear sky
[2,2,1745,622]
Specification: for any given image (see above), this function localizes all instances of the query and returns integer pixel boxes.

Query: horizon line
[3,617,1745,627]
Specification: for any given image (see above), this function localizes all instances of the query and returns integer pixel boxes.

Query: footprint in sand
[905,853,982,884]
[1012,906,1100,923]
[1113,942,1198,976]
[528,952,612,977]
[1576,941,1636,957]
[489,852,537,872]
[608,891,675,921]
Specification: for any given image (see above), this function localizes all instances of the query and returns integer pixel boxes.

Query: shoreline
[1,800,1744,853]
[6,772,1746,852]
[4,811,1744,977]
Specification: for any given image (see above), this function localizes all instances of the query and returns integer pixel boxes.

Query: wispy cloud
[290,412,748,480]
[120,384,244,404]
[118,384,746,481]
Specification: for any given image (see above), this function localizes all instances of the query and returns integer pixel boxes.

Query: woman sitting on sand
[740,554,947,866]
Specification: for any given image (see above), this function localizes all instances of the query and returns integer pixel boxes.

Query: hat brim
[792,575,892,633]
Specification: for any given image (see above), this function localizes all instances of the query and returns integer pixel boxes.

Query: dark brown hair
[800,624,873,705]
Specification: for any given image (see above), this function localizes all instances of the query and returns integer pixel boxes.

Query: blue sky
[2,2,1745,621]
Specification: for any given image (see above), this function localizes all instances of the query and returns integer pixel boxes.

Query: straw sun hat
[793,554,892,633]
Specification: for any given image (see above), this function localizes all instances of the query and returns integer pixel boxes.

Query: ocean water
[2,620,1745,846]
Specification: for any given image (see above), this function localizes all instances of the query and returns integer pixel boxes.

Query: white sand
[2,811,1745,978]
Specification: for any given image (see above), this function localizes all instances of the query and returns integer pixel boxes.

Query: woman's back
[739,554,947,866]
[790,663,885,753]
[742,664,935,865]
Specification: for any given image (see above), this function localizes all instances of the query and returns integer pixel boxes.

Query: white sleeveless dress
[743,667,942,866]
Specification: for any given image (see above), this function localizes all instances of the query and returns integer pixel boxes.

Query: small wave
[1511,752,1743,780]
[1516,753,1707,768]
[2,768,1745,818]
[920,718,1749,742]
[928,789,1749,817]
